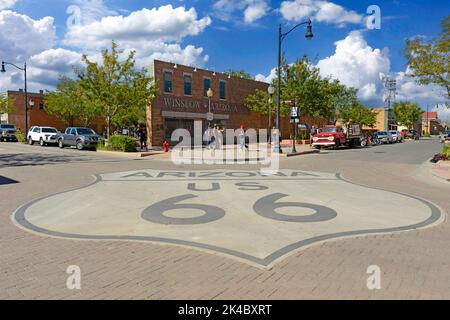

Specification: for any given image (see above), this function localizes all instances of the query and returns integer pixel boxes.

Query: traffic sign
[206,112,214,121]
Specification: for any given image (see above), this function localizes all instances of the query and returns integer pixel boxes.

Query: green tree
[404,15,450,100]
[0,95,15,115]
[339,102,377,127]
[225,69,253,80]
[76,41,156,138]
[393,101,423,129]
[44,77,98,127]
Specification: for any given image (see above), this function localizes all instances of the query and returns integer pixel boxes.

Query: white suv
[28,126,59,146]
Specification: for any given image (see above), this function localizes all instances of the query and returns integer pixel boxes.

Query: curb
[431,161,450,183]
[285,149,320,157]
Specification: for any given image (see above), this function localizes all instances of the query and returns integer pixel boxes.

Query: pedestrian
[309,125,316,147]
[215,125,224,150]
[138,126,147,151]
[238,124,248,151]
[204,126,212,149]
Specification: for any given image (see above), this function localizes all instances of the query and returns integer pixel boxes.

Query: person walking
[138,126,147,152]
[204,125,212,149]
[215,125,224,150]
[309,125,316,147]
[238,124,248,151]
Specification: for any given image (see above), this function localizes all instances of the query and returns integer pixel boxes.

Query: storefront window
[164,71,172,93]
[184,74,192,96]
[219,80,226,100]
[204,78,211,97]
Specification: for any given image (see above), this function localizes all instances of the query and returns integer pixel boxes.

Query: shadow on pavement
[0,175,19,185]
[0,153,95,168]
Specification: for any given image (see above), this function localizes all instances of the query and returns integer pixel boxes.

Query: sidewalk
[145,143,319,161]
[432,161,450,182]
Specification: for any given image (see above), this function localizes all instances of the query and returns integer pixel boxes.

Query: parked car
[0,123,17,142]
[439,130,450,143]
[389,130,403,143]
[401,129,422,140]
[400,129,410,136]
[56,127,102,150]
[27,126,60,146]
[442,133,450,144]
[375,131,394,144]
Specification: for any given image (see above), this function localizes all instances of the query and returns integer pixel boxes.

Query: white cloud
[280,0,363,25]
[256,30,447,108]
[64,5,211,49]
[0,0,18,10]
[28,49,83,88]
[213,0,269,24]
[317,30,390,101]
[0,10,56,62]
[62,5,212,67]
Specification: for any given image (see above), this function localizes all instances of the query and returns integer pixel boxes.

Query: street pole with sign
[290,101,300,154]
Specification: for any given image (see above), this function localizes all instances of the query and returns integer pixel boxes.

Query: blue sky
[0,0,449,115]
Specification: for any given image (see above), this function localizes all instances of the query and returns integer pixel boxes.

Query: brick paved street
[1,139,450,299]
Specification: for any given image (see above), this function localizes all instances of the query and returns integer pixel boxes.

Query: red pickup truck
[312,125,362,149]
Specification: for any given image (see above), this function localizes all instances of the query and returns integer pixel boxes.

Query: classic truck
[312,124,362,149]
[56,127,102,150]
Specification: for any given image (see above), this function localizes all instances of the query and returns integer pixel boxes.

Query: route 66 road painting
[13,169,444,268]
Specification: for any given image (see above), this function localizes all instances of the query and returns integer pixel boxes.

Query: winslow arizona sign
[13,169,444,268]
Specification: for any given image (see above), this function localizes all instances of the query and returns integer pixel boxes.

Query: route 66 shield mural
[13,169,444,268]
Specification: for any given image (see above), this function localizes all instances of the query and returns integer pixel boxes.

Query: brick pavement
[1,141,450,299]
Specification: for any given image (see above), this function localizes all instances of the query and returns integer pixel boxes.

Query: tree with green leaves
[76,41,156,138]
[245,57,371,127]
[44,77,98,127]
[393,101,423,129]
[225,69,253,80]
[0,95,15,115]
[404,15,450,100]
[339,102,377,127]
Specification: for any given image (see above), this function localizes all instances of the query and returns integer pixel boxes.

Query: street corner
[12,168,445,268]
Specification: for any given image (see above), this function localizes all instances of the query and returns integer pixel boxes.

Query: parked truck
[312,124,362,149]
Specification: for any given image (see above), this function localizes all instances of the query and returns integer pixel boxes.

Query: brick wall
[148,60,327,147]
[6,91,105,134]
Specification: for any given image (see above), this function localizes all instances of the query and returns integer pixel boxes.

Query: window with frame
[184,74,192,96]
[39,103,44,110]
[163,71,173,93]
[219,80,226,100]
[204,77,211,97]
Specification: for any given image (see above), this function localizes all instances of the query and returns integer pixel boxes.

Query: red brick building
[147,60,327,147]
[1,90,105,134]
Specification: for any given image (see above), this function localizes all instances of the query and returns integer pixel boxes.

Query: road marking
[13,169,444,268]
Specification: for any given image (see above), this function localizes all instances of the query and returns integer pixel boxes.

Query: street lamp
[1,61,29,134]
[267,84,275,143]
[206,88,213,126]
[275,19,313,153]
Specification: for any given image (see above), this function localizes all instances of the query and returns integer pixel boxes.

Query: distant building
[0,90,105,134]
[363,108,397,132]
[422,111,444,135]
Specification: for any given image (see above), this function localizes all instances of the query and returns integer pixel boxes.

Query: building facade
[1,90,105,134]
[147,60,327,147]
[1,90,66,132]
[422,111,444,135]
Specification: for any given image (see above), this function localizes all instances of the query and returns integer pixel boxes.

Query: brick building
[422,111,444,135]
[1,90,105,134]
[147,60,327,147]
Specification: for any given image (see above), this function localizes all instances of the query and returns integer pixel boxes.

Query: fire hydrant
[163,140,169,152]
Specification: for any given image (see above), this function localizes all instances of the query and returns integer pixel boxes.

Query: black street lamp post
[1,61,29,134]
[275,19,313,153]
[267,84,275,144]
